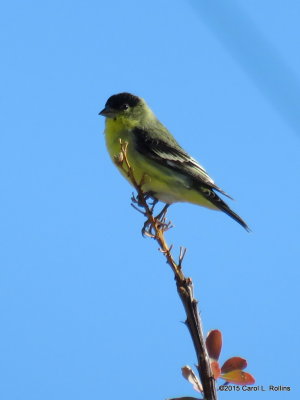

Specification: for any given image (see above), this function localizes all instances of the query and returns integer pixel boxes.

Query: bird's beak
[98,106,116,118]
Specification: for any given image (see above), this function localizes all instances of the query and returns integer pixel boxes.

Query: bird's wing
[133,127,232,199]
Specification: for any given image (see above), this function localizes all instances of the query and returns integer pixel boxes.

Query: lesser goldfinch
[99,92,249,231]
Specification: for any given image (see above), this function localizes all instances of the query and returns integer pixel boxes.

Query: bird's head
[99,92,150,122]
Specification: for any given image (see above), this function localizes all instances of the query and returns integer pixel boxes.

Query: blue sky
[1,0,299,399]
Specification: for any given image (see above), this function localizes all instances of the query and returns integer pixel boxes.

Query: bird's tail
[219,201,250,231]
[198,187,250,231]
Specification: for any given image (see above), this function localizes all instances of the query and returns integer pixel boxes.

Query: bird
[99,92,249,231]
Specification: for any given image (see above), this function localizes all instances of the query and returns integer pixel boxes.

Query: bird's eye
[121,103,129,111]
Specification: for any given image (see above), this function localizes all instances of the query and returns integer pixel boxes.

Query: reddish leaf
[210,360,221,379]
[221,370,255,385]
[182,366,203,393]
[206,330,222,361]
[221,357,247,373]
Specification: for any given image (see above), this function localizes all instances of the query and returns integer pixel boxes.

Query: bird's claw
[141,204,172,238]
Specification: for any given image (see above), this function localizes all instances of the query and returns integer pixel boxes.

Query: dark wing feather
[132,127,249,231]
[133,127,232,198]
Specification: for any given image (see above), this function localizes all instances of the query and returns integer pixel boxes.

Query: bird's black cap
[105,92,140,110]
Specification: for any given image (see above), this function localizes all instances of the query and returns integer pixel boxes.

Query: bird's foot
[141,204,172,237]
[154,204,169,221]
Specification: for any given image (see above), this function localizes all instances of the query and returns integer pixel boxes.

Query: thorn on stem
[178,246,187,268]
